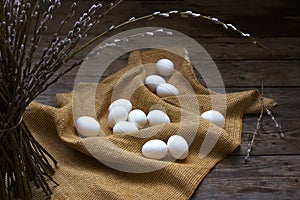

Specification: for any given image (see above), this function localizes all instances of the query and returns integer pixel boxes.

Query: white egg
[108,99,132,113]
[142,139,168,159]
[147,110,170,126]
[201,110,225,128]
[76,116,101,137]
[144,75,166,92]
[128,109,148,129]
[167,135,189,160]
[108,106,128,128]
[156,58,174,76]
[113,121,138,134]
[156,83,179,97]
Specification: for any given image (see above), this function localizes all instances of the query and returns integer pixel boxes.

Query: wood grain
[43,0,300,37]
[33,0,299,199]
[35,36,300,60]
[191,156,300,199]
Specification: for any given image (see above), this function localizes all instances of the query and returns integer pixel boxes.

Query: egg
[128,109,148,129]
[113,121,138,134]
[76,116,101,137]
[142,139,168,159]
[201,110,225,128]
[156,58,174,76]
[144,75,166,92]
[108,99,132,113]
[108,106,128,128]
[167,135,189,160]
[156,83,179,97]
[147,110,170,126]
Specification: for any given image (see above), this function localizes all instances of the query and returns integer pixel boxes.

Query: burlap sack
[25,48,275,199]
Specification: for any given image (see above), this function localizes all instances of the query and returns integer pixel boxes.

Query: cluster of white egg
[75,108,225,161]
[140,59,190,160]
[75,57,226,162]
[141,109,226,161]
[142,135,189,160]
[141,110,225,161]
[144,59,179,97]
[107,98,171,134]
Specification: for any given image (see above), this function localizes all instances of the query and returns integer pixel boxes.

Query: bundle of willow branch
[0,0,123,199]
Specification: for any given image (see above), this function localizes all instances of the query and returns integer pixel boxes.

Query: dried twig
[244,80,285,163]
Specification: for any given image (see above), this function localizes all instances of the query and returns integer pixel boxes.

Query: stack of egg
[107,99,138,134]
[141,110,226,161]
[106,58,180,134]
[107,98,171,134]
[141,59,190,161]
[141,58,226,161]
[142,135,189,160]
[144,59,179,97]
[75,58,226,162]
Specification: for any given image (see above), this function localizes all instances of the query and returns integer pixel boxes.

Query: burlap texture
[24,48,276,199]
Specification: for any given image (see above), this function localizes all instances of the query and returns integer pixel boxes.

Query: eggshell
[128,109,147,129]
[76,116,101,137]
[201,110,225,128]
[156,59,174,76]
[108,99,132,113]
[167,135,189,160]
[113,121,138,134]
[147,110,170,126]
[108,106,128,128]
[142,139,168,159]
[156,83,179,97]
[144,75,166,92]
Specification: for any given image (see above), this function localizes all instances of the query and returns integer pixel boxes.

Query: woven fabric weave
[25,49,275,199]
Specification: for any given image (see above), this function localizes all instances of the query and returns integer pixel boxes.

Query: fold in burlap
[25,48,276,199]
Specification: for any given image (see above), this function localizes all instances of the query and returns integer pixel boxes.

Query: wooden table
[36,1,300,199]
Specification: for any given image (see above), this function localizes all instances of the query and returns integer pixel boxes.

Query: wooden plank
[94,16,300,37]
[33,87,300,156]
[42,15,300,38]
[234,126,300,156]
[70,60,300,87]
[35,59,300,98]
[42,1,300,37]
[33,35,300,62]
[36,86,300,117]
[225,88,300,119]
[191,155,300,200]
[189,60,300,87]
[56,0,300,17]
[37,75,300,97]
[184,0,300,17]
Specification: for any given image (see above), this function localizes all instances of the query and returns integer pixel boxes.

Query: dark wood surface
[35,1,300,199]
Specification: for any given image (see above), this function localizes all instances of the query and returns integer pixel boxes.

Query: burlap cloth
[24,48,276,199]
